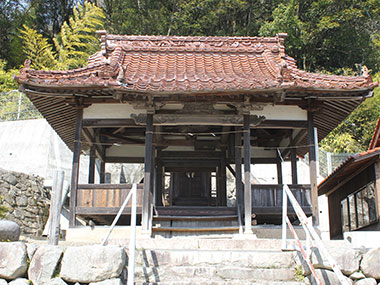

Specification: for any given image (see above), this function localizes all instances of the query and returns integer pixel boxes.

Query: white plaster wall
[0,119,88,185]
[83,103,136,119]
[251,105,307,121]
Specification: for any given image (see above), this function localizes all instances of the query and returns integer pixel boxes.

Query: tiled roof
[369,115,380,150]
[318,147,380,195]
[16,33,377,93]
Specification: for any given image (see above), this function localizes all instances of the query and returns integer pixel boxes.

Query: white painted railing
[101,183,138,285]
[281,184,349,285]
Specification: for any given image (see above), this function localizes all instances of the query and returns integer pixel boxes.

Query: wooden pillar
[69,106,83,227]
[100,160,105,183]
[155,157,163,206]
[88,146,95,184]
[216,166,220,206]
[243,114,253,234]
[142,113,153,231]
[235,127,243,208]
[220,153,227,206]
[291,147,298,184]
[308,111,320,226]
[277,159,283,185]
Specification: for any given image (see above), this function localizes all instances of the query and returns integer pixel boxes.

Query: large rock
[28,246,63,285]
[89,279,123,285]
[361,247,380,279]
[0,242,28,279]
[308,269,353,285]
[49,277,67,285]
[8,279,29,285]
[60,245,126,283]
[0,221,20,242]
[355,278,377,285]
[307,242,361,275]
[0,279,7,285]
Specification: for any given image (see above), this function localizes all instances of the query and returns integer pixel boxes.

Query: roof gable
[16,32,377,94]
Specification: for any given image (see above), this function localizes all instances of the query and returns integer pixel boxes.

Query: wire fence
[0,90,42,121]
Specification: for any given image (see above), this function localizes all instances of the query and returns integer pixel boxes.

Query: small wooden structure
[319,116,380,239]
[16,32,377,234]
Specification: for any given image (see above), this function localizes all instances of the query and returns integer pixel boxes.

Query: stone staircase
[131,238,307,284]
[152,206,240,237]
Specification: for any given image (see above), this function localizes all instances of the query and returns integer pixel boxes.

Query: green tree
[20,25,56,70]
[20,1,104,70]
[0,59,41,121]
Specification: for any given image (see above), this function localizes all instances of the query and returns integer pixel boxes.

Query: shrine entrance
[170,172,212,206]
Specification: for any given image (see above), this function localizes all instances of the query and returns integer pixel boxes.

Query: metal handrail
[282,184,349,285]
[101,184,138,285]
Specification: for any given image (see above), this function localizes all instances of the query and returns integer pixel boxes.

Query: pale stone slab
[89,278,123,285]
[49,277,68,285]
[308,269,353,285]
[349,271,366,280]
[0,242,27,279]
[60,245,126,283]
[28,246,63,285]
[307,243,361,275]
[355,278,377,285]
[0,221,20,241]
[0,279,7,285]
[8,279,29,285]
[361,247,380,279]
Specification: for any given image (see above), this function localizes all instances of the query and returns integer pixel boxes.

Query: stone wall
[0,242,126,285]
[0,168,50,236]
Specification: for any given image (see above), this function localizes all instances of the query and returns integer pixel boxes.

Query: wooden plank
[78,184,142,189]
[48,171,64,245]
[142,113,153,230]
[253,206,312,216]
[235,128,243,208]
[152,226,239,232]
[76,206,143,215]
[308,111,319,226]
[243,114,252,234]
[153,215,238,221]
[69,106,83,227]
[88,146,95,184]
[291,147,298,184]
[155,206,237,216]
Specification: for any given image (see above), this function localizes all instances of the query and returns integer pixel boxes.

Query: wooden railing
[76,184,143,215]
[252,184,312,216]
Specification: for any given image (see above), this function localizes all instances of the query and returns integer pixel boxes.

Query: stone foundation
[0,169,49,236]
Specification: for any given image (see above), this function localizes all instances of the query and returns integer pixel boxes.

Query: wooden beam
[257,120,308,129]
[277,159,283,185]
[291,147,298,184]
[82,128,105,162]
[105,157,145,163]
[324,159,376,196]
[219,152,227,206]
[69,106,83,227]
[235,127,243,209]
[243,114,253,234]
[281,129,308,159]
[308,111,319,226]
[83,119,138,128]
[142,113,154,231]
[88,146,95,184]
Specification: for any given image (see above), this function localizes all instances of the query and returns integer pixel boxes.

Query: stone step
[152,226,240,232]
[134,265,299,283]
[133,237,297,250]
[153,215,238,221]
[155,206,237,216]
[135,280,309,285]
[134,248,297,269]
